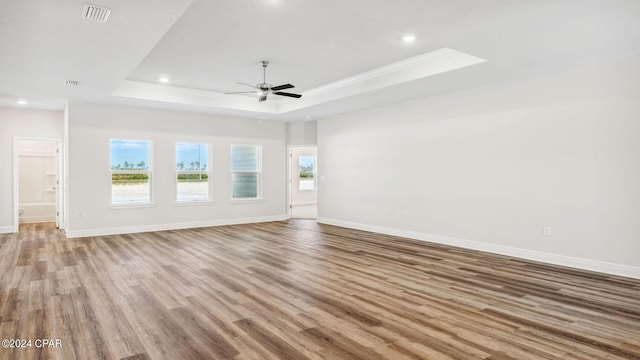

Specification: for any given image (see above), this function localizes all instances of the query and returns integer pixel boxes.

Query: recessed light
[159,76,170,84]
[17,99,27,105]
[402,34,416,43]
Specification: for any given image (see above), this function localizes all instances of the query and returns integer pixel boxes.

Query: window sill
[172,201,215,207]
[230,198,264,204]
[107,203,157,210]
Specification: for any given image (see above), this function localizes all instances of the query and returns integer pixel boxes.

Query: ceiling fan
[225,61,302,102]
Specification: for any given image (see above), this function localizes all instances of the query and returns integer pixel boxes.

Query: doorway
[289,146,317,219]
[14,138,63,231]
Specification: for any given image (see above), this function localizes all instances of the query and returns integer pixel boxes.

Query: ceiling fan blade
[271,83,294,91]
[225,91,258,94]
[259,94,267,102]
[237,82,257,88]
[274,92,302,98]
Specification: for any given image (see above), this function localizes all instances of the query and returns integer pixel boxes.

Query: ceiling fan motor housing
[225,60,302,102]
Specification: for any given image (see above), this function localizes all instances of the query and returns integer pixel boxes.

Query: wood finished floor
[0,221,639,360]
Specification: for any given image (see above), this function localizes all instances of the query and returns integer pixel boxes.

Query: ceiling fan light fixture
[225,61,302,102]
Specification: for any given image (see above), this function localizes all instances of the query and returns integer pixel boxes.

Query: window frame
[230,144,262,200]
[175,142,212,203]
[109,139,153,206]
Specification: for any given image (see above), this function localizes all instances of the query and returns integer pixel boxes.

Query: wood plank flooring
[0,220,639,359]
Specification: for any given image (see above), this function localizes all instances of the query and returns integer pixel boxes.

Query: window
[230,145,261,199]
[299,155,316,190]
[110,140,151,204]
[176,143,210,202]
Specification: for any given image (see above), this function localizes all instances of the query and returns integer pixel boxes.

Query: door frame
[13,136,64,232]
[287,146,293,219]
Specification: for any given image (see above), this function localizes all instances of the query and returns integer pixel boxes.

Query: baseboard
[0,226,15,234]
[66,215,288,238]
[317,217,640,280]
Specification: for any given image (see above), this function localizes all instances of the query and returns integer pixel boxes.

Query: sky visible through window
[299,156,315,170]
[176,143,208,171]
[110,140,150,170]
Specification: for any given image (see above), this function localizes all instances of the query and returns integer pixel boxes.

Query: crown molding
[113,48,486,115]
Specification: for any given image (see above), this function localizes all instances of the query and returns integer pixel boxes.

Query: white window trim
[109,139,153,206]
[230,144,262,200]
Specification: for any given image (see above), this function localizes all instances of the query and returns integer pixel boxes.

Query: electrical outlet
[75,211,82,219]
[543,226,552,237]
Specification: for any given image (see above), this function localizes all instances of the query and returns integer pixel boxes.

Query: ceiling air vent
[82,4,111,23]
[64,80,79,86]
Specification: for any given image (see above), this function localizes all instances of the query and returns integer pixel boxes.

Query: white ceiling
[1,0,640,120]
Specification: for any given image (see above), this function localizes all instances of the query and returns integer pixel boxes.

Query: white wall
[18,148,57,202]
[66,102,287,237]
[17,140,57,206]
[318,55,640,278]
[16,139,57,154]
[0,107,64,232]
[287,120,317,146]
